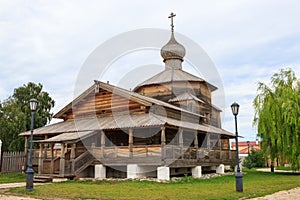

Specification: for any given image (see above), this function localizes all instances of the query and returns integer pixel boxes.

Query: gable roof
[35,131,97,144]
[54,80,204,119]
[134,69,217,92]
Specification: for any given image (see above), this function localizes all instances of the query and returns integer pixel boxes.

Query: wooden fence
[0,151,26,173]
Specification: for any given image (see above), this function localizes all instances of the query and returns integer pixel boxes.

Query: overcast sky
[1,0,300,142]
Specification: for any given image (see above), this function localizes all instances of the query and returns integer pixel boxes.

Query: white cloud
[1,0,300,142]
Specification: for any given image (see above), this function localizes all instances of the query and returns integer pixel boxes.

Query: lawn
[4,171,300,200]
[0,173,26,184]
[275,166,294,171]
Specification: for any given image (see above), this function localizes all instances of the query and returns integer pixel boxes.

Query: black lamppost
[247,141,250,169]
[26,98,38,191]
[231,102,243,192]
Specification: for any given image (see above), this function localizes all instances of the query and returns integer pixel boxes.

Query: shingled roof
[134,69,217,92]
[20,113,235,140]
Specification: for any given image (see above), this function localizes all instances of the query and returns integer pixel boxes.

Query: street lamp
[247,141,250,169]
[26,98,38,191]
[231,102,243,192]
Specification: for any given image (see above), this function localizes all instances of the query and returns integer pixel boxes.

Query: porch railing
[92,145,236,161]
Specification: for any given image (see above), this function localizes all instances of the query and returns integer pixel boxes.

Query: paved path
[249,187,300,200]
[256,168,300,173]
[0,183,42,200]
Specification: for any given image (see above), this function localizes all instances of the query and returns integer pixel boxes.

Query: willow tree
[253,68,300,170]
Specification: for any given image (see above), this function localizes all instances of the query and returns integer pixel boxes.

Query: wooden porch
[93,145,236,166]
[31,125,236,179]
[34,144,236,179]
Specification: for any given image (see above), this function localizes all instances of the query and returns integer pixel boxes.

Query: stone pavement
[249,187,300,200]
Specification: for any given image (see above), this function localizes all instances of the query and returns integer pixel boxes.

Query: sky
[1,0,300,142]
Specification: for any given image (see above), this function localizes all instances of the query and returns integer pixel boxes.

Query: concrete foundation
[216,164,224,174]
[157,166,170,181]
[95,164,106,179]
[192,166,202,178]
[127,165,157,179]
[127,164,142,179]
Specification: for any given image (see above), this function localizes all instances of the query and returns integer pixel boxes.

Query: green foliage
[0,82,55,151]
[177,174,194,183]
[253,68,300,170]
[243,149,266,168]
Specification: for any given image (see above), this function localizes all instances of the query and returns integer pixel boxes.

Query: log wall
[65,88,147,120]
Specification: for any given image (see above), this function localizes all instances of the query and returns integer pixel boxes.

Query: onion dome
[161,33,186,62]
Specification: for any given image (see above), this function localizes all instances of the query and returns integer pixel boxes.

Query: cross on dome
[168,12,176,32]
[160,12,186,69]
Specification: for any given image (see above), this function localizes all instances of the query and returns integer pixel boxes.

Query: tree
[253,68,300,170]
[243,149,266,168]
[0,82,55,151]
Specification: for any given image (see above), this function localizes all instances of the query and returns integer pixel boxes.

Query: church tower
[134,13,221,128]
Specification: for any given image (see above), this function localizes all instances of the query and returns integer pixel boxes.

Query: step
[34,175,52,183]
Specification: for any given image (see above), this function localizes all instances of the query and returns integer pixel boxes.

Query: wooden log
[129,128,133,158]
[38,144,43,174]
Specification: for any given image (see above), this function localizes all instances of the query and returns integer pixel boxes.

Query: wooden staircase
[74,151,95,176]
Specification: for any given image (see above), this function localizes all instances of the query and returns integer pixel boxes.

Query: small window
[187,101,196,112]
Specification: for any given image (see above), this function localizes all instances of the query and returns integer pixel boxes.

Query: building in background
[231,140,260,165]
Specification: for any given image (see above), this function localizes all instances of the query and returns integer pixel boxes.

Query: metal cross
[168,12,176,32]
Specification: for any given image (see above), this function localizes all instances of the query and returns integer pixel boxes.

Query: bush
[243,149,265,168]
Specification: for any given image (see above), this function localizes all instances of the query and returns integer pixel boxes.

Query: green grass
[4,171,300,200]
[0,173,26,183]
[275,166,294,171]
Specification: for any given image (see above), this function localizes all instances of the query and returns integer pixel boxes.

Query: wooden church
[20,13,236,180]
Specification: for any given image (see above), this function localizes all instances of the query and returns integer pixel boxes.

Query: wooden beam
[60,143,65,176]
[161,127,166,146]
[161,126,166,160]
[129,128,133,158]
[71,143,76,174]
[24,136,29,167]
[101,130,105,158]
[194,131,198,148]
[101,130,106,147]
[38,143,43,174]
[50,143,54,174]
[179,128,183,147]
[43,135,48,159]
[207,134,210,149]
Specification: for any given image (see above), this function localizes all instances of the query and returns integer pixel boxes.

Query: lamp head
[231,102,240,116]
[29,98,38,112]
